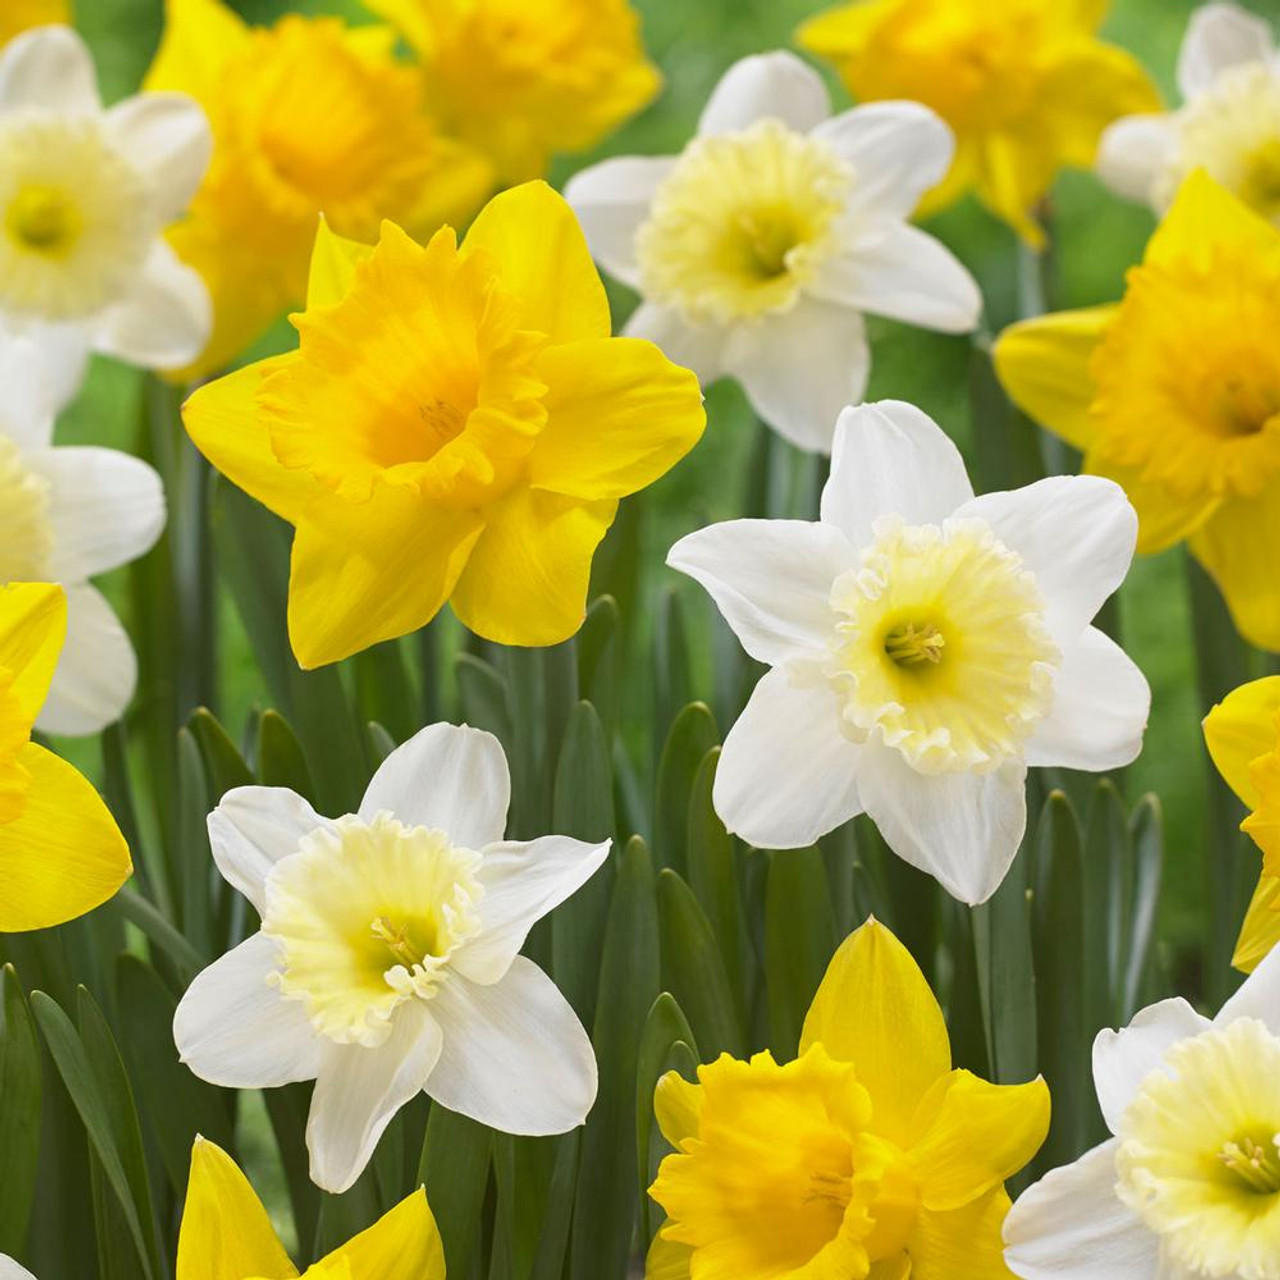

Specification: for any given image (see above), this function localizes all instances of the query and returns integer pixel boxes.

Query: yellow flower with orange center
[995,171,1280,650]
[796,0,1158,245]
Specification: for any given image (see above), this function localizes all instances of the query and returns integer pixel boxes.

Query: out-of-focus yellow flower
[364,0,662,183]
[647,918,1050,1278]
[796,0,1158,245]
[1205,675,1280,973]
[183,182,705,667]
[0,582,131,932]
[177,1136,444,1278]
[996,172,1280,650]
[144,0,494,380]
[0,1,68,45]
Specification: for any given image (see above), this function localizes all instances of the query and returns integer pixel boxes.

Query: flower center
[634,118,851,325]
[261,812,484,1047]
[6,184,79,255]
[0,435,52,582]
[827,515,1058,774]
[1221,1136,1280,1197]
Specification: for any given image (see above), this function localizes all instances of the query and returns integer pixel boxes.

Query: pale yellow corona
[0,437,51,582]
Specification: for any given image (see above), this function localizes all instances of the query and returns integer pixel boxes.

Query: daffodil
[996,171,1280,651]
[177,1136,444,1279]
[1204,676,1280,973]
[363,0,661,184]
[174,722,607,1193]
[183,182,705,665]
[648,917,1050,1278]
[0,1258,33,1280]
[796,0,1159,245]
[566,51,981,452]
[0,1,68,47]
[0,582,131,932]
[1100,4,1280,222]
[1005,945,1280,1279]
[0,25,211,406]
[667,399,1148,904]
[144,0,494,380]
[0,334,164,734]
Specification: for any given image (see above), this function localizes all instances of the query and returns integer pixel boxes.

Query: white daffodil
[0,1257,35,1280]
[667,400,1149,905]
[174,722,608,1195]
[1098,3,1280,223]
[1005,946,1280,1279]
[0,333,164,734]
[0,24,211,408]
[564,51,981,454]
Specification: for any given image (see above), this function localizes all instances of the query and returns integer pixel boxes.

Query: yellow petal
[531,338,705,502]
[461,181,611,345]
[1204,676,1280,809]
[177,1137,298,1280]
[1190,485,1280,652]
[143,0,249,105]
[361,0,437,57]
[906,1187,1016,1280]
[907,1071,1050,1212]
[316,1188,444,1279]
[288,485,484,669]
[645,1230,693,1280]
[306,217,374,311]
[794,0,902,60]
[654,1069,703,1150]
[450,486,617,647]
[974,132,1051,249]
[993,307,1116,451]
[1234,872,1280,974]
[403,136,496,240]
[1083,451,1221,556]
[0,743,132,932]
[800,918,950,1145]
[1146,169,1278,273]
[0,582,65,727]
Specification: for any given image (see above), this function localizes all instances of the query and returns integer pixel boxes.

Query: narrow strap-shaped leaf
[0,965,41,1255]
[416,1104,492,1278]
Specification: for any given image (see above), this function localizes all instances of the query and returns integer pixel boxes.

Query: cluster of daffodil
[2,0,1280,1278]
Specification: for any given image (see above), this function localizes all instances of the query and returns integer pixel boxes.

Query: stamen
[804,1169,853,1207]
[1219,1135,1280,1195]
[884,621,946,668]
[370,916,424,969]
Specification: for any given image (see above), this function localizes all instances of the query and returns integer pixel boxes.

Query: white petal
[94,240,211,371]
[812,221,982,333]
[625,302,726,383]
[1026,629,1150,772]
[564,156,674,288]
[667,518,851,665]
[307,1002,442,1194]
[426,957,596,1135]
[105,92,212,224]
[811,100,954,220]
[1092,997,1211,1135]
[35,584,135,737]
[209,786,335,916]
[857,748,1027,905]
[954,475,1137,647]
[28,445,165,580]
[1096,114,1176,206]
[723,298,869,454]
[697,51,830,136]
[0,26,100,115]
[174,932,324,1089]
[0,335,54,450]
[1178,1,1275,99]
[820,400,974,549]
[0,1256,37,1280]
[1216,939,1280,1035]
[715,664,863,849]
[452,836,611,985]
[1003,1140,1157,1280]
[10,321,90,414]
[359,722,510,848]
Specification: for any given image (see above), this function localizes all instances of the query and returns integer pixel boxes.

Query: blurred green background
[61,0,1277,962]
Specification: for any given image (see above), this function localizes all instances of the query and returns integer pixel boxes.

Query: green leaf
[456,652,514,745]
[655,589,694,753]
[654,703,718,875]
[257,709,317,802]
[528,1133,580,1280]
[354,639,419,746]
[577,596,621,736]
[416,1105,491,1278]
[0,965,41,1255]
[1085,778,1127,1034]
[187,707,255,797]
[264,1083,320,1261]
[176,727,214,958]
[1122,795,1164,1021]
[114,889,204,983]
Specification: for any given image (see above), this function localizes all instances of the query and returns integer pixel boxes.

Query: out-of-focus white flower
[0,333,164,734]
[174,722,608,1194]
[565,51,981,454]
[1005,945,1280,1279]
[0,25,211,407]
[0,1255,36,1280]
[1099,3,1280,223]
[668,400,1149,904]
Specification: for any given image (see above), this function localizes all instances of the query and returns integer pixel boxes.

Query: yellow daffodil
[1204,675,1280,972]
[648,917,1050,1278]
[177,1136,444,1278]
[183,182,705,667]
[0,1,69,46]
[995,171,1280,651]
[796,0,1158,245]
[143,0,494,380]
[363,0,661,184]
[0,582,131,932]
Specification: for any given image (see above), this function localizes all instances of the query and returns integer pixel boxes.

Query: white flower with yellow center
[173,722,608,1194]
[667,400,1149,904]
[0,333,164,734]
[565,51,981,453]
[1099,4,1280,224]
[1005,946,1280,1280]
[0,25,212,407]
